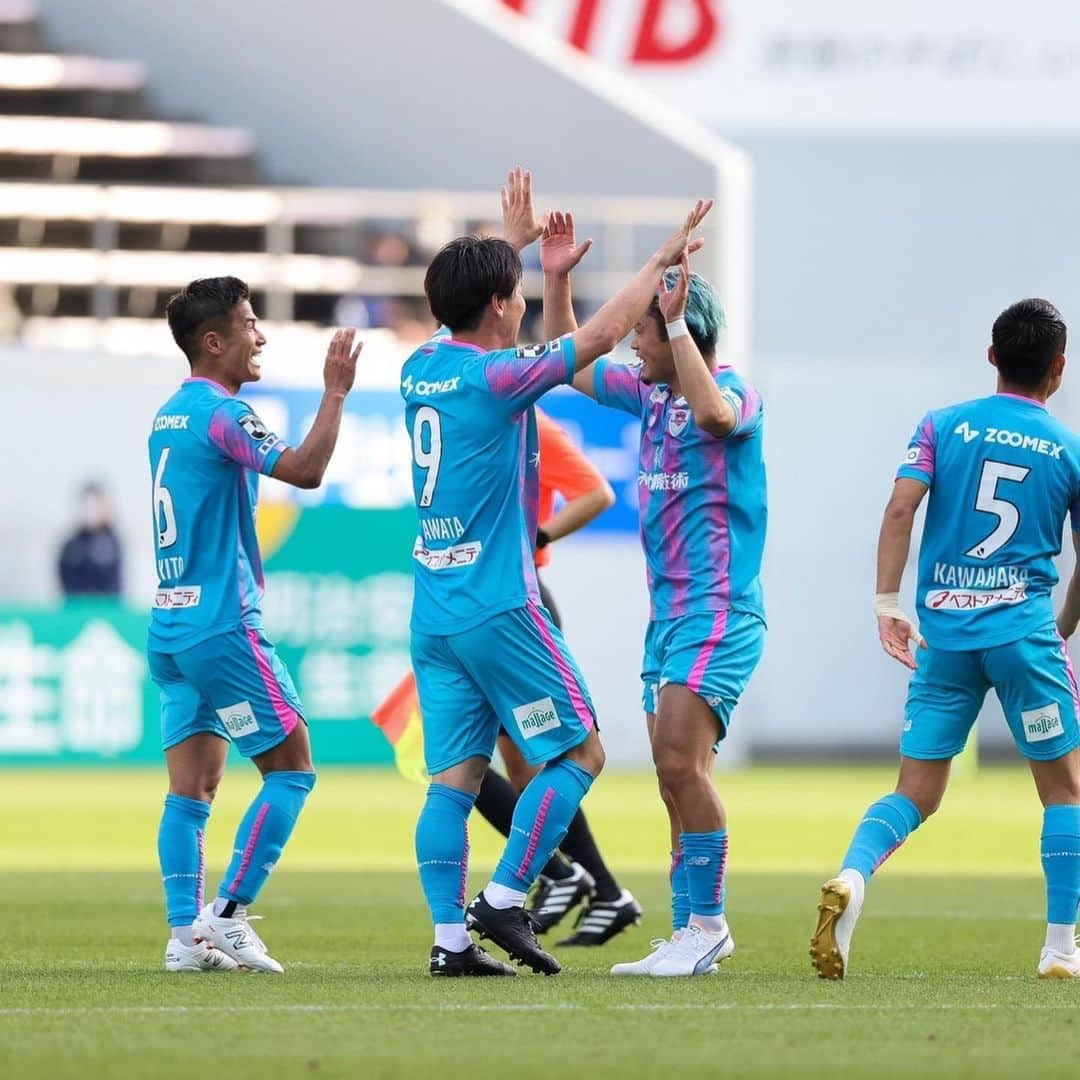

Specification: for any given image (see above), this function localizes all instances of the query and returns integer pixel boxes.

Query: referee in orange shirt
[472,408,643,946]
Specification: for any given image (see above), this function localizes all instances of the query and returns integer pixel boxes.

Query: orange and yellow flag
[370,672,428,785]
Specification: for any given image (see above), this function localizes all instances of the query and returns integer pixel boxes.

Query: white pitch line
[1,1001,1079,1019]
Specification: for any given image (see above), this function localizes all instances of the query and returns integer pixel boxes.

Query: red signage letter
[631,0,720,64]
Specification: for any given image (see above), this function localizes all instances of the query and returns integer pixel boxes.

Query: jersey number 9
[413,406,443,508]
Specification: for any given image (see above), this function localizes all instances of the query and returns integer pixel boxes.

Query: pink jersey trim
[444,338,487,353]
[687,609,729,693]
[183,376,233,395]
[527,602,595,732]
[245,628,299,737]
[996,391,1048,410]
[1059,633,1080,724]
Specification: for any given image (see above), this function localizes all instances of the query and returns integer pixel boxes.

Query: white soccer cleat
[193,903,284,974]
[164,937,239,972]
[610,935,679,976]
[641,924,734,977]
[1038,946,1080,979]
[810,876,863,981]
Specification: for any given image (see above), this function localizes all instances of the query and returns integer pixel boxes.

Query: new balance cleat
[558,889,642,946]
[529,863,595,933]
[649,924,735,977]
[810,877,863,981]
[164,937,239,972]
[429,943,516,977]
[466,892,561,975]
[611,929,720,976]
[193,903,284,974]
[1038,946,1080,979]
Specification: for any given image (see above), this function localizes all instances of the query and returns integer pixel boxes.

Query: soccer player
[149,276,360,973]
[472,407,643,944]
[810,299,1080,981]
[543,212,766,977]
[406,196,711,977]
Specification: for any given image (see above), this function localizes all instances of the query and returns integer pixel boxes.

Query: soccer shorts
[149,624,304,758]
[411,601,596,775]
[902,623,1080,762]
[641,609,765,738]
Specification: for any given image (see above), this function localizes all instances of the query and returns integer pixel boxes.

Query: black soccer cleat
[466,892,562,975]
[556,889,643,947]
[528,862,595,934]
[429,942,516,977]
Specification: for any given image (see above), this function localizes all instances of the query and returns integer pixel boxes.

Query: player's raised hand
[876,613,926,671]
[501,166,546,252]
[658,253,691,323]
[324,328,361,397]
[540,210,593,278]
[654,198,713,268]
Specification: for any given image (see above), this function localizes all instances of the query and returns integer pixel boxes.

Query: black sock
[560,810,620,901]
[473,770,517,838]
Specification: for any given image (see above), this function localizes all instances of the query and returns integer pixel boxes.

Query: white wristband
[665,317,689,340]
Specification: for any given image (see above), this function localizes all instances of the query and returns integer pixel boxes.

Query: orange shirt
[536,407,606,568]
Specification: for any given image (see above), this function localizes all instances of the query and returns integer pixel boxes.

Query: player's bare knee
[898,782,943,820]
[653,746,701,793]
[566,732,605,777]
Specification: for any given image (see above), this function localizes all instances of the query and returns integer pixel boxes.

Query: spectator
[57,482,123,598]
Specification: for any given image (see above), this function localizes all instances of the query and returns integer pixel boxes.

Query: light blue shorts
[641,609,765,738]
[903,624,1080,762]
[149,625,304,758]
[411,602,596,775]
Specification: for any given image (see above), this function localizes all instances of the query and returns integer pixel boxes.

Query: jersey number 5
[965,459,1031,560]
[154,447,178,549]
[412,406,442,508]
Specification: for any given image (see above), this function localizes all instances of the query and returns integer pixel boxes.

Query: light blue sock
[669,849,690,931]
[492,759,593,892]
[415,783,476,924]
[218,771,315,906]
[681,831,729,917]
[1042,804,1080,925]
[842,792,922,881]
[158,793,210,928]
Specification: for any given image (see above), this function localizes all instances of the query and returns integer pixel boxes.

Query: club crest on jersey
[239,413,269,441]
[668,408,690,437]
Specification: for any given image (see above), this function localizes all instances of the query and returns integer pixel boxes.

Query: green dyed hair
[659,269,726,356]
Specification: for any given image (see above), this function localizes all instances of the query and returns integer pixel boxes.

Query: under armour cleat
[529,863,594,933]
[164,937,239,972]
[557,889,642,946]
[466,892,561,975]
[429,943,516,977]
[193,903,284,974]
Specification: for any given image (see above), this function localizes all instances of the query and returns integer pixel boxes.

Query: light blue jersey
[898,393,1080,650]
[147,377,287,651]
[593,361,767,622]
[402,334,576,635]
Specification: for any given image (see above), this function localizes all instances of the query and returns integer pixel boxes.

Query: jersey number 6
[153,447,178,549]
[413,406,443,508]
[965,459,1031,560]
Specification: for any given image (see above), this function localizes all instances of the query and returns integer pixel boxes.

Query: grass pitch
[2,766,1078,1078]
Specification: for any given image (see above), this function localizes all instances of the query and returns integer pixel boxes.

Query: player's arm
[1057,531,1080,640]
[539,211,597,396]
[658,254,736,436]
[272,329,361,489]
[570,199,712,377]
[875,478,929,670]
[536,415,614,547]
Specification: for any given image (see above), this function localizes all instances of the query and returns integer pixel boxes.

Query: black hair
[166,276,251,363]
[992,298,1067,389]
[423,237,522,332]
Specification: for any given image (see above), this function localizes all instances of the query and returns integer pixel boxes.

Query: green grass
[2,766,1078,1079]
